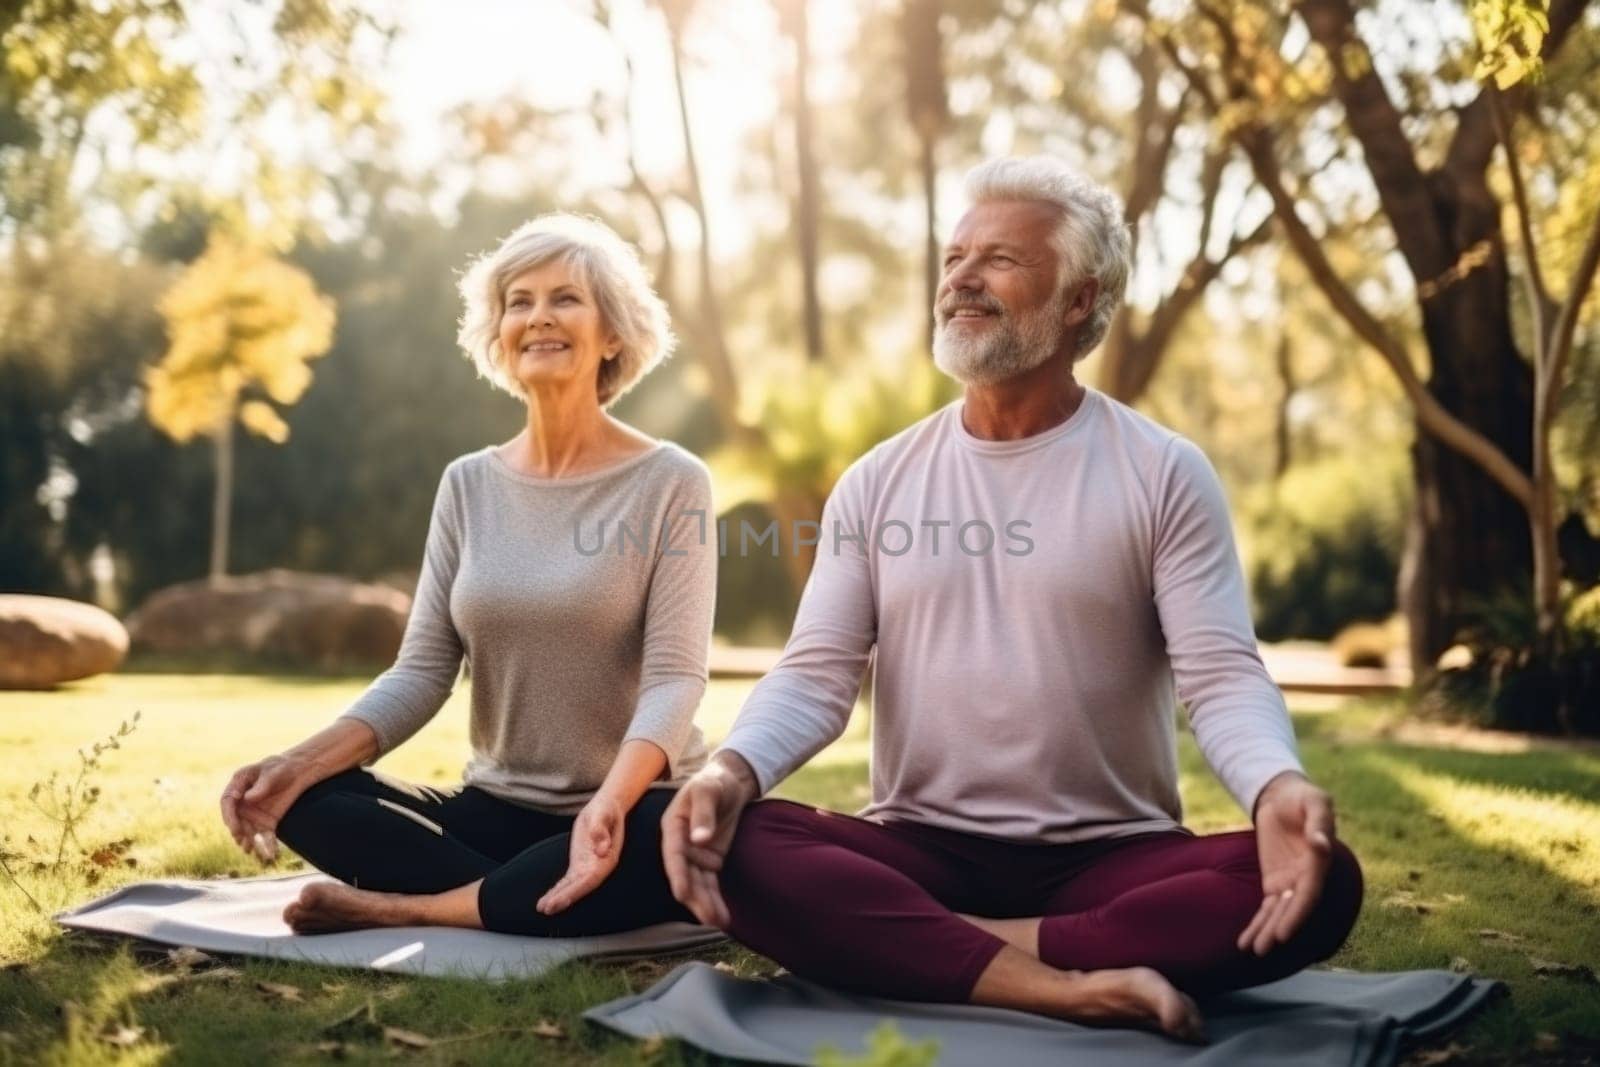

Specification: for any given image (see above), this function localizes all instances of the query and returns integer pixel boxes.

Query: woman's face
[497,259,619,401]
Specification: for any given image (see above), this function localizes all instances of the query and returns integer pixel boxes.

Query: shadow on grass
[8,746,1594,1063]
[772,749,1599,1059]
[1348,744,1600,801]
[5,927,745,1066]
[1304,742,1600,1057]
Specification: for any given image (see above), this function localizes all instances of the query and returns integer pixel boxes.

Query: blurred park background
[3,3,1600,1062]
[2,0,1599,726]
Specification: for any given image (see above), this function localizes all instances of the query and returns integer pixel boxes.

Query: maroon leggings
[721,800,1363,1002]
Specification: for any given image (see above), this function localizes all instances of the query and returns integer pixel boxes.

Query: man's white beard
[932,290,1070,386]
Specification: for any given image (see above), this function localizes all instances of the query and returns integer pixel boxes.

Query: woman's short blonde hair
[456,213,675,407]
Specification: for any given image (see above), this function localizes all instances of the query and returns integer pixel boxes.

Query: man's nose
[944,256,983,294]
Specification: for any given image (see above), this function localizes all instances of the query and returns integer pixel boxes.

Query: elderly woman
[219,214,714,937]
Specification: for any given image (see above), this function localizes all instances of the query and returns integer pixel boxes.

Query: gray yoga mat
[584,961,1503,1066]
[56,873,726,980]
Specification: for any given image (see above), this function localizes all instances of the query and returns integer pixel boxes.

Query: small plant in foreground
[0,711,142,911]
[815,1022,940,1067]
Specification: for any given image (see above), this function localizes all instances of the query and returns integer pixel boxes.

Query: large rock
[0,595,129,689]
[127,570,411,671]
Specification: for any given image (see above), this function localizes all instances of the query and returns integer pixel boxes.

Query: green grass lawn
[0,676,1596,1065]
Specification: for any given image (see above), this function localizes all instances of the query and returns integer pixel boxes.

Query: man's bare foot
[971,946,1205,1042]
[1066,966,1205,1043]
[282,882,417,934]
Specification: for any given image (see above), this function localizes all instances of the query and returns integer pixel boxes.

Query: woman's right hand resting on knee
[220,719,378,863]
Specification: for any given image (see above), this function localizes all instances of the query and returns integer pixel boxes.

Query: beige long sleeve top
[719,390,1302,843]
[341,443,714,813]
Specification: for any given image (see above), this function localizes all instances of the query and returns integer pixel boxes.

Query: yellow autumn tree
[146,235,336,580]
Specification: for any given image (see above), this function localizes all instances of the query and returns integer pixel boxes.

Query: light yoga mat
[56,873,726,980]
[585,960,1503,1067]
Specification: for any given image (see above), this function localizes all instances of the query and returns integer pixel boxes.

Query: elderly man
[662,157,1362,1041]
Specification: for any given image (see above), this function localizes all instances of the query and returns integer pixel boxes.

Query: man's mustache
[936,294,1005,324]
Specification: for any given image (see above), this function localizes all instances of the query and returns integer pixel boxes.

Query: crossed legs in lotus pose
[719,800,1363,1041]
[272,768,691,936]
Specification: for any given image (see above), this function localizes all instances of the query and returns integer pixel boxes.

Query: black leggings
[275,768,694,937]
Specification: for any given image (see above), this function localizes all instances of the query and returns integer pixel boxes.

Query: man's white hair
[963,157,1131,361]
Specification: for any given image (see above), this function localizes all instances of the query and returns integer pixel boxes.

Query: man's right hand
[220,754,317,863]
[662,751,760,928]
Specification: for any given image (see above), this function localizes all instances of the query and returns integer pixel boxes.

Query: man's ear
[1064,279,1099,327]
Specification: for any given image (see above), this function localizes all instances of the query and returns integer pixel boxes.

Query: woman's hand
[221,720,378,863]
[219,754,316,863]
[537,793,627,916]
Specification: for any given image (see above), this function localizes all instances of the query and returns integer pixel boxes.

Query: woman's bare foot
[282,882,418,934]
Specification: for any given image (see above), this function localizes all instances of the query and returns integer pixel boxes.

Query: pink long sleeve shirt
[719,389,1302,843]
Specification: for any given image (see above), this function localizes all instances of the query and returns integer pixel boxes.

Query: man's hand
[537,794,626,916]
[661,752,759,928]
[1238,770,1336,957]
[219,755,317,863]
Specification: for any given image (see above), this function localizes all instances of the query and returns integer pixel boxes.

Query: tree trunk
[781,0,825,362]
[1273,332,1293,480]
[1284,0,1591,673]
[1403,175,1533,671]
[209,415,234,582]
[664,15,746,442]
[919,127,939,352]
[902,0,946,352]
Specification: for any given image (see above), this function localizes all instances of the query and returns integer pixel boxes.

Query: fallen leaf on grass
[319,982,346,995]
[167,947,214,969]
[1408,1042,1470,1064]
[256,980,304,1002]
[1533,1032,1561,1053]
[625,960,669,984]
[313,1039,351,1058]
[322,1001,384,1042]
[1381,891,1434,916]
[713,961,737,974]
[638,1034,666,1057]
[192,967,241,983]
[1476,928,1526,945]
[1449,957,1473,974]
[531,1019,566,1039]
[86,839,134,868]
[383,1026,433,1050]
[1530,959,1598,985]
[98,1023,144,1048]
[133,966,242,996]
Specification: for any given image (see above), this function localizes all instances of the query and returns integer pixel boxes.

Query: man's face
[932,200,1072,385]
